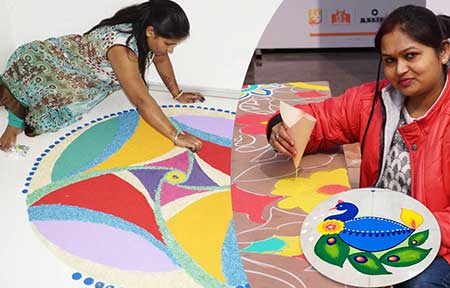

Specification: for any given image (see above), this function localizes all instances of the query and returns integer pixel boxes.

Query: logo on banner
[331,9,351,24]
[361,9,383,23]
[309,8,322,25]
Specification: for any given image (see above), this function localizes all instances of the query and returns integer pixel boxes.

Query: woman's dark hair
[374,5,450,53]
[86,0,189,81]
[361,5,450,155]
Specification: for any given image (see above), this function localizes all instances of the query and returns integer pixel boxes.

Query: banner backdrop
[258,0,426,49]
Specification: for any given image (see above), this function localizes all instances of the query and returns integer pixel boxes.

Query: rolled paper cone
[280,101,317,169]
[288,117,316,168]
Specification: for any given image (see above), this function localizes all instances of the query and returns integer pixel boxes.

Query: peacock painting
[313,199,432,275]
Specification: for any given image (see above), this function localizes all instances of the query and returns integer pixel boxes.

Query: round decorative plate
[300,188,440,287]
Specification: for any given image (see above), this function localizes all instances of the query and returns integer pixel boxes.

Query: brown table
[232,82,355,288]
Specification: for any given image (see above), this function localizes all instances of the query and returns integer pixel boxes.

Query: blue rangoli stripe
[172,119,231,147]
[221,220,249,286]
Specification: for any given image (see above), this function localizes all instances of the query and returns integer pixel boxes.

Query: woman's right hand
[269,122,297,157]
[175,92,205,103]
[174,133,202,153]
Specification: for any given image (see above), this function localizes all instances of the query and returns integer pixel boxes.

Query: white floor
[0,90,238,287]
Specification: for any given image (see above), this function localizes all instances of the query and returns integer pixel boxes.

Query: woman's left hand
[175,91,205,103]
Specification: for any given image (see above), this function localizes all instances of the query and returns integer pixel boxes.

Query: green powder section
[52,117,121,181]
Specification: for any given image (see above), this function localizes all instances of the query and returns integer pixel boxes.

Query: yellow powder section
[87,119,173,172]
[272,168,350,213]
[287,82,331,92]
[167,191,232,282]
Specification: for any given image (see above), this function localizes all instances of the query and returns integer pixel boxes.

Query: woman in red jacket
[267,5,450,288]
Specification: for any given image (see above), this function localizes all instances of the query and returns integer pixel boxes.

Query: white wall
[426,0,450,15]
[0,0,13,69]
[2,0,282,93]
[258,0,426,49]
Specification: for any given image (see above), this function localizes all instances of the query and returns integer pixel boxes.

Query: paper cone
[280,101,317,169]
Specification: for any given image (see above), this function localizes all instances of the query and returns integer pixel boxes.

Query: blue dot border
[160,104,236,116]
[20,109,131,194]
[71,272,118,288]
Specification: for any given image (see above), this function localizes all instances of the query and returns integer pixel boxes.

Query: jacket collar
[382,70,450,123]
[375,71,450,186]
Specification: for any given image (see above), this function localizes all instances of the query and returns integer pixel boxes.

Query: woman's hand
[175,91,205,103]
[108,46,202,154]
[174,133,202,153]
[269,122,297,157]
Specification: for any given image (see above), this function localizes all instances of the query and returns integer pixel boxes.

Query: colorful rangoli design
[240,84,283,99]
[232,83,440,287]
[23,105,248,288]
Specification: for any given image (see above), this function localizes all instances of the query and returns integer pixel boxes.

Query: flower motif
[317,219,344,235]
[272,168,350,213]
[235,114,271,135]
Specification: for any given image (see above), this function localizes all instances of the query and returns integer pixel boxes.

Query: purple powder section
[172,115,233,139]
[33,220,178,272]
[146,151,189,172]
[183,158,218,187]
[160,182,209,206]
[131,169,168,200]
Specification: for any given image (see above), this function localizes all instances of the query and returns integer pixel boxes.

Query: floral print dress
[0,24,148,136]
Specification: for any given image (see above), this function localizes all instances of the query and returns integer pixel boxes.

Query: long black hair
[361,5,450,154]
[86,0,189,81]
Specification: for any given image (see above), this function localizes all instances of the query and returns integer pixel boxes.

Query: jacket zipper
[407,120,424,199]
[373,96,387,186]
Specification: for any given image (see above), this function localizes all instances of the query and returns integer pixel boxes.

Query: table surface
[231,82,354,288]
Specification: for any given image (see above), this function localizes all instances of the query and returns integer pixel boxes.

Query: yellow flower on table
[271,168,350,213]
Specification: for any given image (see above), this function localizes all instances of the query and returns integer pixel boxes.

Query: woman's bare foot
[0,125,23,151]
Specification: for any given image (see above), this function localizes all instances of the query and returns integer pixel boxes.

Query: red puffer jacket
[268,75,450,264]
